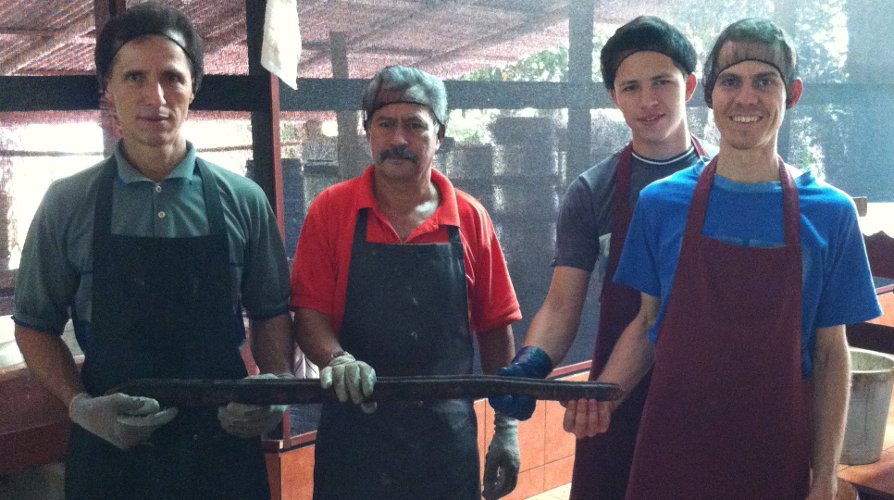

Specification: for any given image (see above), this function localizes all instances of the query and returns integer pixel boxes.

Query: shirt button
[155,184,162,193]
[158,211,166,219]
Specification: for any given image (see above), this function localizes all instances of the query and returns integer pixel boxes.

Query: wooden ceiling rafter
[0,11,94,75]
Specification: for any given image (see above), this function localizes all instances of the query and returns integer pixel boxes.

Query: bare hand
[562,398,611,438]
[805,474,840,500]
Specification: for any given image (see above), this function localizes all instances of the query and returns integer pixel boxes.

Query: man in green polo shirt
[12,3,293,499]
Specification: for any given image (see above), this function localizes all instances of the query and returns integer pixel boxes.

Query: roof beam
[0,12,94,75]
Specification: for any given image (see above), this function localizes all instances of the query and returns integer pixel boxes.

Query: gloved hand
[320,351,376,414]
[482,411,520,500]
[218,373,292,438]
[488,345,553,420]
[69,392,179,450]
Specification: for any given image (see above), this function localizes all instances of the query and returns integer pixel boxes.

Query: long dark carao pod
[108,375,623,407]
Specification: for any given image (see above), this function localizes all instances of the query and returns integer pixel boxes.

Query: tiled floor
[525,483,571,500]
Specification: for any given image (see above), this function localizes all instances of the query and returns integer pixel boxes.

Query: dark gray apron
[65,157,270,500]
[312,208,479,500]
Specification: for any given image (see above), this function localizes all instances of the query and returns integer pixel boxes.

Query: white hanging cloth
[261,0,301,89]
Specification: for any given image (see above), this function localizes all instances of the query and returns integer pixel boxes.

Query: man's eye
[718,76,739,87]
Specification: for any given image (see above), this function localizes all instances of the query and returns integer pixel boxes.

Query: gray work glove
[69,392,179,450]
[482,412,520,500]
[218,373,292,438]
[320,351,376,414]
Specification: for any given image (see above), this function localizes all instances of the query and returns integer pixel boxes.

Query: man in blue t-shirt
[566,18,881,499]
[490,16,710,500]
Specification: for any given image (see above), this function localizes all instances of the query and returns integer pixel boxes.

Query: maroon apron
[571,139,706,500]
[624,157,809,500]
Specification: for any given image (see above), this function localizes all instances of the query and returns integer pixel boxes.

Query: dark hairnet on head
[362,65,448,129]
[703,18,798,108]
[600,16,697,90]
[95,1,204,92]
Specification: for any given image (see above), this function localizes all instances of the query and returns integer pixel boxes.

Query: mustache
[378,146,418,164]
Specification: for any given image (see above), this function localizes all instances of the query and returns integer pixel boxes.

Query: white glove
[69,392,179,450]
[320,351,376,414]
[482,412,520,500]
[217,373,292,438]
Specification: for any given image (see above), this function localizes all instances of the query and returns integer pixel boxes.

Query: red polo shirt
[290,165,521,335]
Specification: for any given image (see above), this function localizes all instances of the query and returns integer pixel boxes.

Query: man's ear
[103,88,115,108]
[437,124,446,144]
[684,73,697,102]
[786,78,803,109]
[608,88,618,106]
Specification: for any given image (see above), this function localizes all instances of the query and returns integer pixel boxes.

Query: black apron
[65,157,271,500]
[312,208,479,500]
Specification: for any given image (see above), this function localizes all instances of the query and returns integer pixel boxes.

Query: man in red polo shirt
[290,65,522,500]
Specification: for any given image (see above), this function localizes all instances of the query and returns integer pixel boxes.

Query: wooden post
[330,31,364,180]
[245,0,285,235]
[565,0,595,180]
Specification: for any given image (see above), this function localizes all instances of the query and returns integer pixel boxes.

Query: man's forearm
[596,293,658,406]
[14,324,84,407]
[294,307,343,367]
[477,324,515,375]
[522,266,590,365]
[249,313,295,375]
[810,325,850,485]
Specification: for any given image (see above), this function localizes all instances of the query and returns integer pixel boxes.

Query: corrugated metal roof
[0,0,647,79]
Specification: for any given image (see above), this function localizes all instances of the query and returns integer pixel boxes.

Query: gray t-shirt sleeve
[552,154,619,272]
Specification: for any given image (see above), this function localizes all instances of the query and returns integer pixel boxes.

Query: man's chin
[123,132,183,150]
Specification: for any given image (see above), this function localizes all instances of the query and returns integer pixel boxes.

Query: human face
[609,51,696,158]
[366,102,443,182]
[710,41,802,154]
[104,35,194,153]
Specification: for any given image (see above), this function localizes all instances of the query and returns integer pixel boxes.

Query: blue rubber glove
[488,345,553,420]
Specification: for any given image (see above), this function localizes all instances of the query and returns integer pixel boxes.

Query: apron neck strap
[687,156,800,244]
[195,158,226,236]
[352,208,461,244]
[690,135,708,159]
[617,136,707,209]
[93,156,228,243]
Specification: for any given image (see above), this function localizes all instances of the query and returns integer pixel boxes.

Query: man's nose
[641,87,660,107]
[389,126,409,146]
[142,80,166,105]
[734,84,760,105]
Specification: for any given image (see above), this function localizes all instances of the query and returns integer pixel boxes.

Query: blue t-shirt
[614,162,882,376]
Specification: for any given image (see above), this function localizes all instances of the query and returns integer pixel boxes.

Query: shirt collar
[359,164,461,227]
[113,140,198,184]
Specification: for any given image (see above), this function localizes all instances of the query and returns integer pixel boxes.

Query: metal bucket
[840,347,894,465]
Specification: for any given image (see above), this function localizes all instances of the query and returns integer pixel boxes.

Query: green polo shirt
[13,141,290,336]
